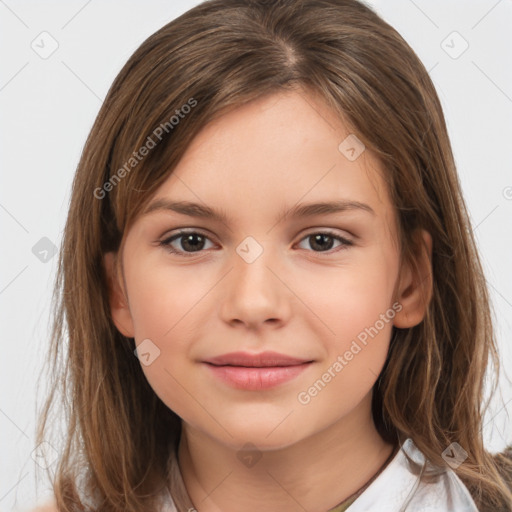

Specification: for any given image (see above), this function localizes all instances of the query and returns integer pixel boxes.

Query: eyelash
[158,229,354,257]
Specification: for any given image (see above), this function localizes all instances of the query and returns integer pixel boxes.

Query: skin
[105,88,433,512]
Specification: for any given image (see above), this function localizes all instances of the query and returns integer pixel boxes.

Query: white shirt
[347,438,479,511]
[160,438,479,511]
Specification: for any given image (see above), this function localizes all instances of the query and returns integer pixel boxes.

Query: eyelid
[159,226,354,242]
[160,227,213,240]
[300,227,354,240]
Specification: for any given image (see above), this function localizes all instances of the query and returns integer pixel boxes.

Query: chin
[216,422,309,452]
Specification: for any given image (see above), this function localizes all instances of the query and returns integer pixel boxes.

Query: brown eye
[297,232,353,253]
[160,231,214,256]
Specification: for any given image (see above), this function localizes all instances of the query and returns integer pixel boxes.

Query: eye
[159,229,353,257]
[296,231,353,253]
[159,230,216,257]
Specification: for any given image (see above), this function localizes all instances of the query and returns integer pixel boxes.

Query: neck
[177,394,395,512]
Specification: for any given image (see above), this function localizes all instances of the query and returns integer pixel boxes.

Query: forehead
[143,90,394,228]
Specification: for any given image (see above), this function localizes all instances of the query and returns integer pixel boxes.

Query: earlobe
[393,229,433,329]
[103,251,135,338]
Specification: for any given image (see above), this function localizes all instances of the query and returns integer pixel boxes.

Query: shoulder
[29,501,59,512]
[348,438,479,512]
[403,440,480,512]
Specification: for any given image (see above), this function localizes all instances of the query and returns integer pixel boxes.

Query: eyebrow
[142,199,375,223]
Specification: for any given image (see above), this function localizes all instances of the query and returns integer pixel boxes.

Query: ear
[393,229,433,328]
[103,251,135,338]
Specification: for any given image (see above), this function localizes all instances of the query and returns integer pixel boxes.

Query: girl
[35,0,512,511]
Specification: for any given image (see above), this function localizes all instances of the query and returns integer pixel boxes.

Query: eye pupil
[182,233,204,252]
[310,234,334,251]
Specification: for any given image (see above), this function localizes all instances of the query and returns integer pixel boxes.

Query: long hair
[35,0,512,510]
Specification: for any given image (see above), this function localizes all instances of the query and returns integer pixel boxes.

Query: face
[107,89,429,451]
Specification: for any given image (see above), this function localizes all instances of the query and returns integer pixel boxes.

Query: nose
[219,242,292,330]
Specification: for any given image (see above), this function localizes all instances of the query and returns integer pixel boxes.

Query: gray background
[1,0,511,510]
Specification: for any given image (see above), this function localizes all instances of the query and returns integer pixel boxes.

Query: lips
[203,350,312,367]
[202,351,314,390]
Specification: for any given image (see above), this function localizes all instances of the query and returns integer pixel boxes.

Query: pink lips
[203,350,313,390]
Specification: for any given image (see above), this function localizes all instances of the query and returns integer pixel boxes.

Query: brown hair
[36,0,512,510]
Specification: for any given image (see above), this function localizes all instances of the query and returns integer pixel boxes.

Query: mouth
[204,350,313,368]
[202,359,314,390]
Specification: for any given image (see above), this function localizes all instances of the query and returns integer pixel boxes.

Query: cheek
[296,283,395,416]
[296,251,398,344]
[126,261,207,340]
[292,247,398,400]
[124,261,211,415]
